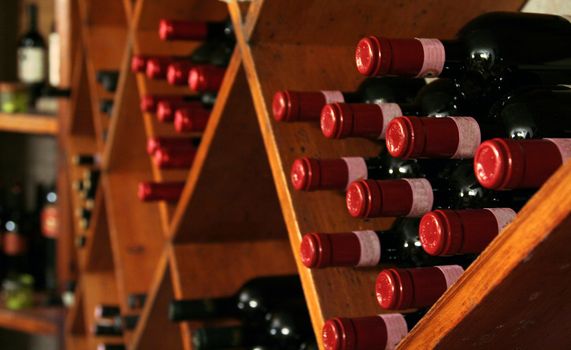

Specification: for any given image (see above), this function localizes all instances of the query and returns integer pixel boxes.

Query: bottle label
[342,157,368,188]
[49,32,61,86]
[545,138,571,163]
[378,313,408,350]
[376,103,403,139]
[18,47,46,83]
[402,179,434,217]
[485,208,516,234]
[435,265,465,289]
[415,38,445,78]
[321,90,345,104]
[353,230,381,266]
[449,117,482,158]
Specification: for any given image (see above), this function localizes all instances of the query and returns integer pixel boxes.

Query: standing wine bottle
[319,78,484,140]
[159,18,234,42]
[322,311,426,350]
[3,185,28,273]
[300,218,469,268]
[419,208,517,256]
[346,161,531,218]
[18,4,47,104]
[385,87,571,159]
[191,303,313,350]
[96,70,119,93]
[168,275,304,322]
[272,77,425,122]
[289,151,449,191]
[138,181,185,202]
[174,106,211,133]
[375,265,465,310]
[474,138,571,190]
[48,22,60,88]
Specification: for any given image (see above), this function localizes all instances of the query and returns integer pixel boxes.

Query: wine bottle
[3,185,27,259]
[191,303,312,350]
[140,94,202,113]
[72,154,101,167]
[419,208,517,256]
[322,311,426,350]
[168,275,304,322]
[94,304,121,318]
[152,148,196,169]
[96,70,119,93]
[300,218,467,268]
[290,152,448,191]
[159,18,234,42]
[18,4,47,103]
[188,66,226,93]
[167,61,195,85]
[356,12,571,82]
[156,99,210,123]
[92,322,123,337]
[345,161,530,218]
[138,182,185,202]
[386,87,571,159]
[146,137,199,156]
[319,78,492,140]
[174,106,211,133]
[127,293,147,310]
[375,265,464,309]
[272,77,425,122]
[113,314,139,331]
[97,344,125,350]
[146,57,197,80]
[99,99,113,115]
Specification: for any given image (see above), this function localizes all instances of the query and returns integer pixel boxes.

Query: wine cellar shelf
[60,0,571,349]
[0,113,58,135]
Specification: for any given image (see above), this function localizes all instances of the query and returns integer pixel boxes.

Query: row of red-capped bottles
[133,17,235,202]
[274,11,571,350]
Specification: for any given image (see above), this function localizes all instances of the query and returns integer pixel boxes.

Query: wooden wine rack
[60,0,571,349]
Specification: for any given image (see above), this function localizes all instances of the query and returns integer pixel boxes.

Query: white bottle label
[449,117,482,158]
[378,313,408,350]
[49,32,61,86]
[353,230,381,266]
[18,47,46,83]
[485,208,517,234]
[342,157,368,189]
[436,265,465,289]
[415,38,445,78]
[402,179,434,217]
[545,138,571,163]
[376,103,403,139]
[320,90,345,104]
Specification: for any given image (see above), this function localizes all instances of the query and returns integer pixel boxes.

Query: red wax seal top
[159,19,208,41]
[174,106,211,133]
[290,157,349,191]
[131,55,148,73]
[375,267,448,310]
[188,65,226,92]
[420,209,503,256]
[300,232,362,268]
[346,179,414,218]
[322,316,390,350]
[272,91,328,122]
[386,116,461,159]
[355,36,424,77]
[320,103,385,139]
[474,138,563,190]
[167,62,194,86]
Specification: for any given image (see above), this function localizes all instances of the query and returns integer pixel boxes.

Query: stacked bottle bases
[168,275,317,350]
[71,154,101,249]
[131,18,235,203]
[273,12,571,350]
[92,295,145,350]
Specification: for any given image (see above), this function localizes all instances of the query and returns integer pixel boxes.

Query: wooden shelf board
[130,249,184,350]
[234,0,527,344]
[65,283,85,335]
[84,187,115,272]
[77,0,127,28]
[399,161,571,349]
[0,113,58,135]
[0,303,64,336]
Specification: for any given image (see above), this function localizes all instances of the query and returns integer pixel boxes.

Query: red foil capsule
[146,137,197,156]
[131,55,149,73]
[156,100,203,123]
[138,181,185,202]
[153,148,196,169]
[272,90,345,122]
[290,157,368,191]
[146,57,178,80]
[159,19,208,41]
[167,62,196,86]
[174,106,211,133]
[188,65,226,92]
[474,138,571,190]
[141,95,185,113]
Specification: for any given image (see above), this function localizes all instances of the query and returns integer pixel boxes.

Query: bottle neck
[439,39,466,78]
[169,297,237,321]
[28,6,38,32]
